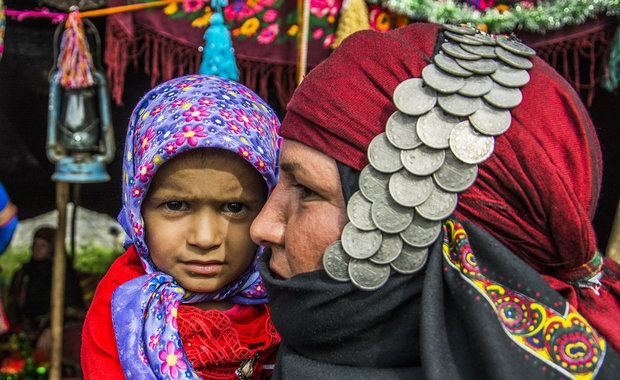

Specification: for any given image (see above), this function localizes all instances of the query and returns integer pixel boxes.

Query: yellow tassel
[332,0,370,49]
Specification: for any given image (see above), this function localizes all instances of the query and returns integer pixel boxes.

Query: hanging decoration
[0,0,5,61]
[199,0,240,80]
[332,0,370,49]
[57,11,95,89]
[602,17,620,92]
[368,0,620,34]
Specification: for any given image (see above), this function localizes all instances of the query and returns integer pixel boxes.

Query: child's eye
[164,201,187,211]
[223,202,247,214]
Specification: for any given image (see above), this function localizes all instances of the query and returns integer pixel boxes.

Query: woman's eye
[164,201,186,211]
[223,202,246,214]
[296,185,318,200]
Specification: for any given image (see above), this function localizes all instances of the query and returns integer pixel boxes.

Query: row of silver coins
[323,25,535,290]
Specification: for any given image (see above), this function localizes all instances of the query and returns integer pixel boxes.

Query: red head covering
[280,22,620,349]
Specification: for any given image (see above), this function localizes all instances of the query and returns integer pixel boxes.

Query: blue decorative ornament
[199,10,239,81]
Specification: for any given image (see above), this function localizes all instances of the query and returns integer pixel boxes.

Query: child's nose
[188,210,223,250]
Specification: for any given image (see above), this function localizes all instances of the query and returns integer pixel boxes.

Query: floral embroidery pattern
[442,220,607,378]
[134,0,341,49]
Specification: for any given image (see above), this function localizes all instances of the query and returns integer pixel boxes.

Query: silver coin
[496,35,536,56]
[449,120,495,164]
[388,169,433,207]
[460,43,497,58]
[370,233,403,264]
[432,150,478,192]
[456,58,497,75]
[368,132,403,173]
[468,102,512,136]
[400,214,442,247]
[371,193,414,234]
[341,222,382,259]
[401,145,446,176]
[495,46,533,70]
[359,165,390,202]
[443,24,477,35]
[437,92,483,117]
[390,244,428,274]
[422,64,465,93]
[415,185,458,221]
[385,111,423,150]
[444,30,483,45]
[490,62,530,88]
[467,33,497,46]
[347,191,376,231]
[483,83,523,109]
[322,241,351,282]
[441,42,479,60]
[393,78,437,116]
[348,258,390,291]
[417,107,460,148]
[458,75,493,97]
[434,53,473,77]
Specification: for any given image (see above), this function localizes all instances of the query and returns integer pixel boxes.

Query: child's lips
[184,260,223,275]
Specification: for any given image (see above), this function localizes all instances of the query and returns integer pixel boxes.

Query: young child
[81,75,281,379]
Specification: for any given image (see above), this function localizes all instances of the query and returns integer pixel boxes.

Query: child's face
[142,149,267,293]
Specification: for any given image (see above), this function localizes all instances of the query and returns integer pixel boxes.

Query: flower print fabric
[111,75,280,379]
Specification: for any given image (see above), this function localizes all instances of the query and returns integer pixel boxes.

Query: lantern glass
[59,87,100,152]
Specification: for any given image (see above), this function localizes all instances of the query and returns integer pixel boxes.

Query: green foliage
[72,242,123,275]
[372,0,620,34]
[0,243,122,297]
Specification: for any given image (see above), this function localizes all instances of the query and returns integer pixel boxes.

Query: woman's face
[250,139,349,279]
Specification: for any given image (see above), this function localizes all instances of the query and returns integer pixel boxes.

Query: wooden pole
[296,0,310,85]
[50,180,69,380]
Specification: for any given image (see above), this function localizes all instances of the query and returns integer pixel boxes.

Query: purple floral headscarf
[111,75,280,379]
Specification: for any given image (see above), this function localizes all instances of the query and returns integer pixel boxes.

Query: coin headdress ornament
[323,24,537,290]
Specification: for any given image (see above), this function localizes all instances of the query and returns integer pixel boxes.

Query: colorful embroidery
[133,0,340,49]
[442,220,607,379]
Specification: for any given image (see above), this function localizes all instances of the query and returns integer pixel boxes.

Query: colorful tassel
[332,0,370,49]
[57,11,95,89]
[199,0,239,81]
[602,15,620,92]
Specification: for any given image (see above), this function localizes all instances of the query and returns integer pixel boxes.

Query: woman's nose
[250,186,286,247]
[188,210,223,250]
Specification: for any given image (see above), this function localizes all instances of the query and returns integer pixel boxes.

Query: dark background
[1,1,619,252]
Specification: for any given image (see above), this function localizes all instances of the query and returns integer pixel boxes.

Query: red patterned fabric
[81,247,281,379]
[280,22,620,351]
[179,304,281,379]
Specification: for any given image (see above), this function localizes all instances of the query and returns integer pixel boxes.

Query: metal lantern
[40,0,108,12]
[46,17,114,183]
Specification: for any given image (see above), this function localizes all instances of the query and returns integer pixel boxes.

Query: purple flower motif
[148,334,161,349]
[133,222,143,236]
[254,157,267,172]
[164,142,177,155]
[238,146,253,159]
[138,127,156,156]
[173,125,208,146]
[234,109,256,129]
[136,162,154,182]
[170,98,186,108]
[158,341,187,379]
[183,105,210,122]
[166,300,180,329]
[130,186,143,198]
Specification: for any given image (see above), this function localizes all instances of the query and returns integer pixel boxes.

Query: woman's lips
[183,261,223,275]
